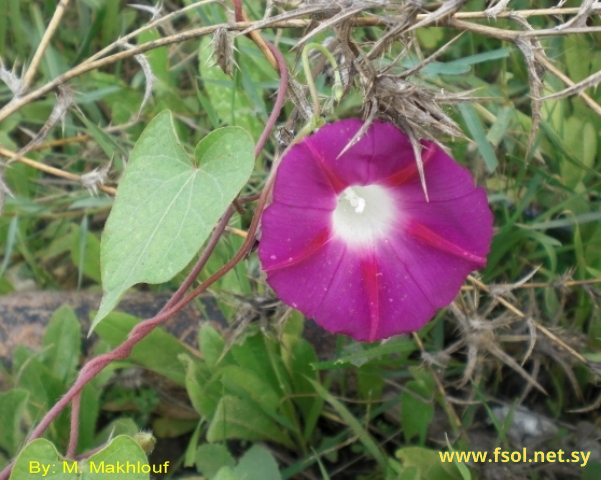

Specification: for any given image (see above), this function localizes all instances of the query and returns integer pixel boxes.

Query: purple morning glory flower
[258,119,493,342]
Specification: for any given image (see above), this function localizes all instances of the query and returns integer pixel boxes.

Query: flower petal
[392,144,483,202]
[259,204,332,273]
[262,239,371,336]
[272,141,338,208]
[304,119,419,187]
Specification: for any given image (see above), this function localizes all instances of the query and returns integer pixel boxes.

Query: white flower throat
[332,185,397,247]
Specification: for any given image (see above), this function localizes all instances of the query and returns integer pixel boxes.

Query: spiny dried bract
[129,1,163,21]
[511,15,546,156]
[120,41,155,118]
[80,160,112,196]
[485,0,512,19]
[210,27,236,76]
[8,84,74,164]
[371,74,465,142]
[0,58,24,96]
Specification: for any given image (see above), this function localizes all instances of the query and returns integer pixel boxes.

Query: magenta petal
[259,204,332,272]
[259,119,494,342]
[272,141,338,208]
[400,189,492,266]
[394,145,483,202]
[263,240,372,338]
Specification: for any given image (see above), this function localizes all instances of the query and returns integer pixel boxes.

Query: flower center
[332,185,397,247]
[343,188,366,213]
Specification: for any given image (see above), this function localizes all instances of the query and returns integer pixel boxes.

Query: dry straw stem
[21,0,71,93]
[0,146,116,196]
[467,275,589,366]
[83,0,220,65]
[462,276,601,291]
[2,5,601,123]
[535,52,601,117]
[543,69,601,101]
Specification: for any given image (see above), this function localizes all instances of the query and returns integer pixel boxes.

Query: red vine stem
[233,0,243,25]
[254,41,288,157]
[0,20,289,480]
[163,204,236,311]
[66,393,81,458]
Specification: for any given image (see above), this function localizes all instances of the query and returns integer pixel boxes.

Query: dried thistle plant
[6,84,74,164]
[210,27,237,76]
[510,15,546,156]
[80,159,113,196]
[120,42,156,118]
[447,295,547,395]
[0,58,24,96]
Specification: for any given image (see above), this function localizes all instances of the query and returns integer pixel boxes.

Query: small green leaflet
[92,111,254,332]
[10,436,150,480]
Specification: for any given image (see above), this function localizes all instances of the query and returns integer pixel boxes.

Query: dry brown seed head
[211,27,236,76]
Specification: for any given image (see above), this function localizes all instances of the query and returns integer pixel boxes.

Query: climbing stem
[301,42,343,120]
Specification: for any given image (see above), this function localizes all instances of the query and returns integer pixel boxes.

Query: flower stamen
[343,187,366,213]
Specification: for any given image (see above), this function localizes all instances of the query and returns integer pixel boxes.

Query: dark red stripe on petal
[361,253,381,342]
[263,228,332,272]
[304,137,347,193]
[382,142,437,187]
[406,221,487,267]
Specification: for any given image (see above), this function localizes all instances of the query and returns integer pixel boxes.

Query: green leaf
[199,324,229,369]
[180,353,221,418]
[281,335,321,441]
[214,467,242,480]
[564,36,591,83]
[0,215,18,277]
[195,444,236,478]
[16,357,64,419]
[94,312,189,385]
[444,438,472,480]
[0,389,28,456]
[486,106,512,148]
[416,27,444,49]
[93,111,254,330]
[396,447,465,480]
[308,379,388,472]
[78,384,101,453]
[220,365,281,413]
[80,435,151,479]
[207,395,294,448]
[312,337,415,370]
[95,419,140,445]
[71,223,102,284]
[41,306,81,383]
[74,109,127,158]
[10,438,71,480]
[233,445,281,480]
[198,37,264,138]
[152,418,197,438]
[458,103,498,172]
[561,117,597,188]
[401,369,436,445]
[445,48,511,68]
[230,333,280,393]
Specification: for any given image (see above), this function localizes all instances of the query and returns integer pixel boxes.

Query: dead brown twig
[0,146,116,196]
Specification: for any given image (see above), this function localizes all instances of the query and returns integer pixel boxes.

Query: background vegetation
[0,0,601,479]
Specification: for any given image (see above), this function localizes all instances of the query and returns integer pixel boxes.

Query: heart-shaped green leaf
[92,111,254,332]
[9,436,153,480]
